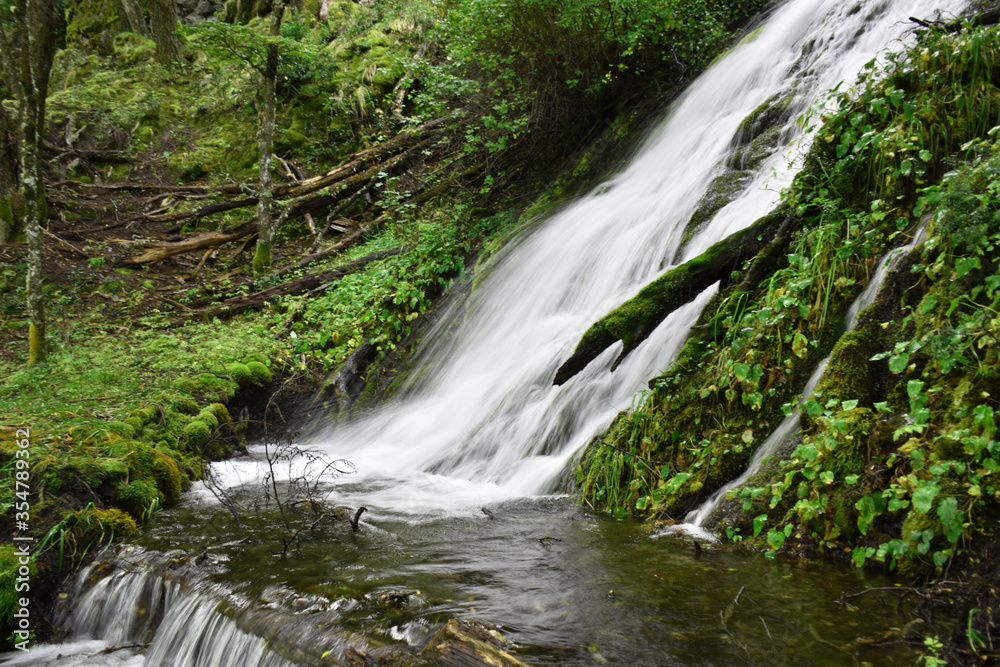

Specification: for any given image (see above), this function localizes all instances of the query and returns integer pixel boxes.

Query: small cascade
[670,222,930,538]
[48,551,347,667]
[674,356,831,540]
[142,592,298,667]
[846,221,929,330]
[64,562,170,648]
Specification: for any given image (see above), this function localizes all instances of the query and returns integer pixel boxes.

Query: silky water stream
[7,0,968,664]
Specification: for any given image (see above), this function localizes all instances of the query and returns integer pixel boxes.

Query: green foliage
[415,0,765,165]
[286,204,515,370]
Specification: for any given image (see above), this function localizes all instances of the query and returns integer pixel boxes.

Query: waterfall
[304,0,967,519]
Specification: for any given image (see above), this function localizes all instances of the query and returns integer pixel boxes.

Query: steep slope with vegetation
[576,12,1000,663]
[0,0,770,649]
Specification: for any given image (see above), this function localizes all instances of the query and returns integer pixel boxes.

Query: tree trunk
[318,0,328,22]
[118,0,149,36]
[253,0,285,275]
[0,103,21,244]
[17,0,61,365]
[141,0,182,65]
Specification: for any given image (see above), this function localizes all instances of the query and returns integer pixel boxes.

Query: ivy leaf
[753,514,767,537]
[912,483,940,513]
[792,332,809,358]
[888,354,909,374]
[956,256,981,277]
[841,399,859,411]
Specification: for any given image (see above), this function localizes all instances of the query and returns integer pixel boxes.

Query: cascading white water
[301,0,967,518]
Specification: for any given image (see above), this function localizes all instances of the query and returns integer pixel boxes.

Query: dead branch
[43,139,131,163]
[392,39,431,120]
[123,222,257,265]
[188,246,407,318]
[42,227,89,258]
[275,216,386,278]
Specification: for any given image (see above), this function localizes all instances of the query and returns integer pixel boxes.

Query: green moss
[102,421,137,439]
[150,452,182,504]
[116,479,159,516]
[174,373,238,401]
[681,170,753,249]
[226,362,253,388]
[163,393,200,415]
[253,242,273,275]
[112,31,156,66]
[207,402,232,424]
[245,360,273,385]
[74,507,139,542]
[65,0,125,55]
[197,408,219,432]
[814,327,882,406]
[183,419,212,449]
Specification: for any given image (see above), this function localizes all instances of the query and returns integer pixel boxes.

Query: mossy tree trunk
[253,0,285,276]
[14,0,61,365]
[0,18,22,245]
[553,209,790,385]
[140,0,182,65]
[0,103,20,244]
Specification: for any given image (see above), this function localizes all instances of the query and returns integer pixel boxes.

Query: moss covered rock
[245,360,273,385]
[225,362,253,389]
[182,419,212,449]
[207,402,232,424]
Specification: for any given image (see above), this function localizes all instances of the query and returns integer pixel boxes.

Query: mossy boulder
[74,507,139,542]
[245,360,273,385]
[182,419,212,449]
[115,479,160,517]
[202,403,232,425]
[150,452,183,504]
[225,362,253,388]
[196,408,219,432]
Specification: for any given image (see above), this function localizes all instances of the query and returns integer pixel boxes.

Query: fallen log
[189,246,406,318]
[142,197,257,224]
[43,139,131,163]
[553,208,790,385]
[135,135,437,228]
[123,222,257,265]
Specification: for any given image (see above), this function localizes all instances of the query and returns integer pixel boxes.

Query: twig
[42,227,89,258]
